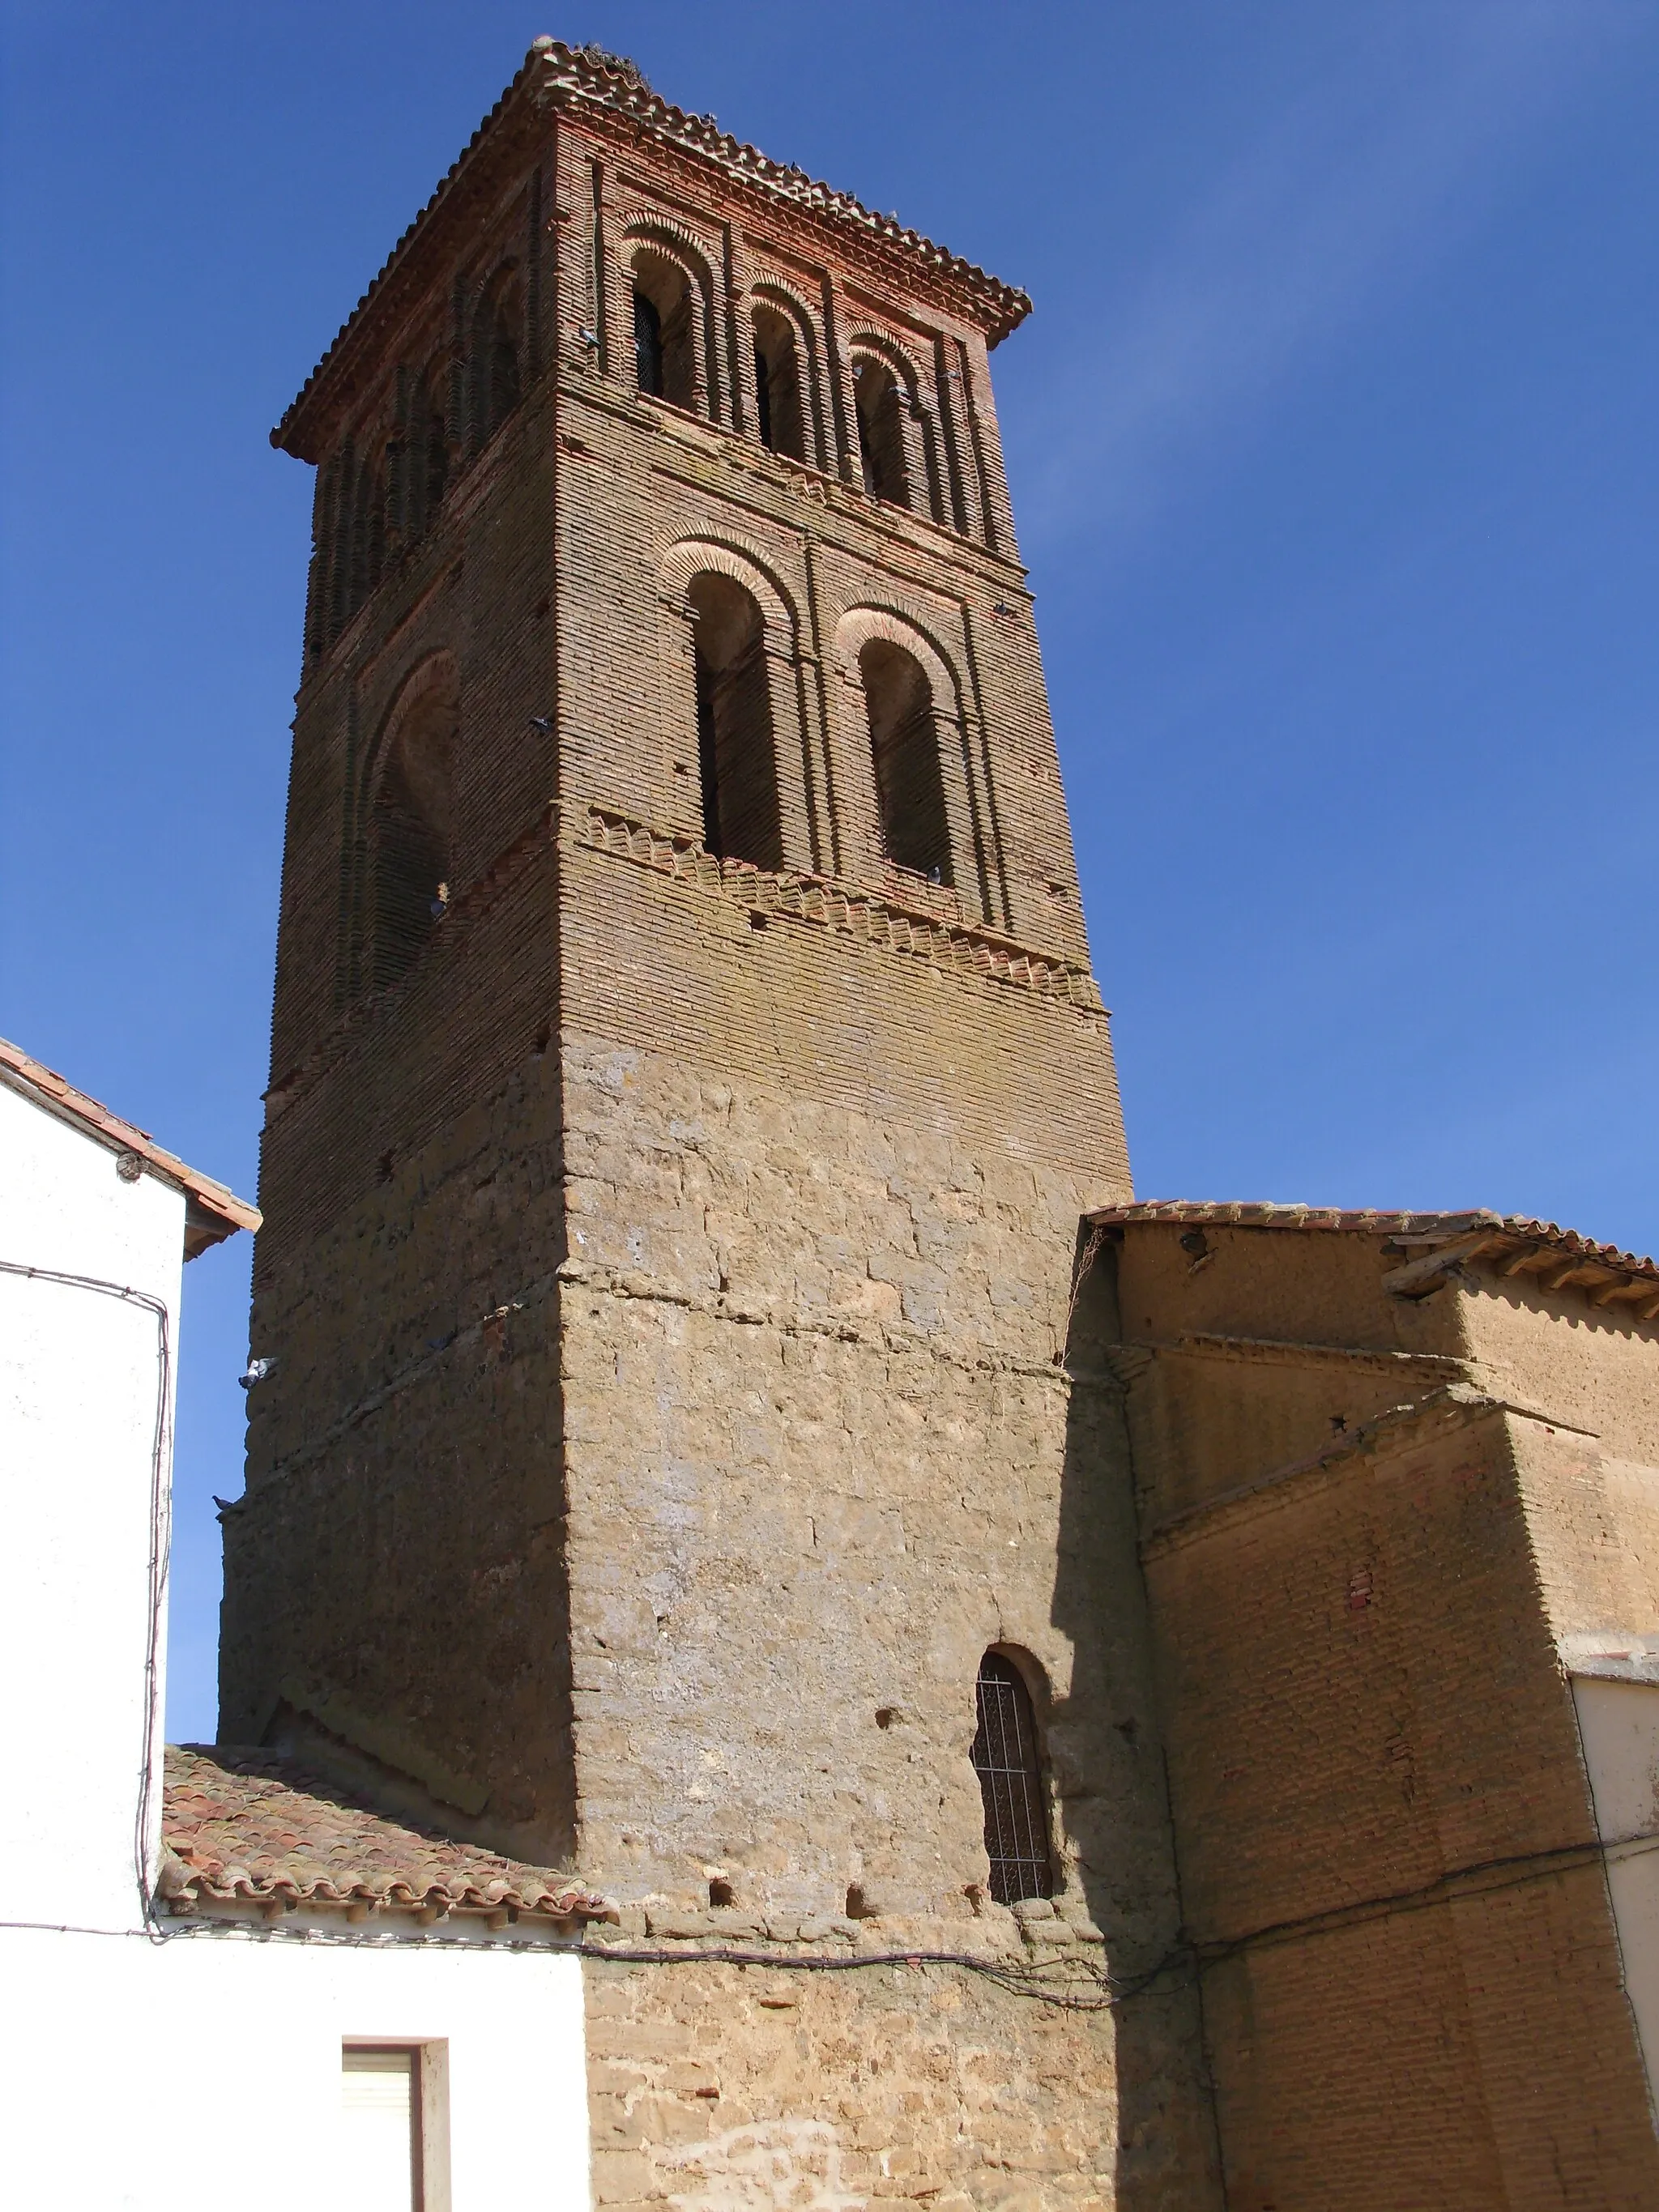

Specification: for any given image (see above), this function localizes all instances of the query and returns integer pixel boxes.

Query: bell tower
[224,36,1144,1928]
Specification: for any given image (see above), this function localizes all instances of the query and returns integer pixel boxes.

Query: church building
[203,38,1659,2209]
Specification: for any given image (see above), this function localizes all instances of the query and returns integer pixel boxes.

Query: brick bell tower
[224,38,1158,1953]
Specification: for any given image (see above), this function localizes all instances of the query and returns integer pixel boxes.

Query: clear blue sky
[3,2,1655,1741]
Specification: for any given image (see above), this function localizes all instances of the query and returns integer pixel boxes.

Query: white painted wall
[0,1924,592,2210]
[0,1080,185,1931]
[1573,1673,1659,2109]
[0,1071,594,2206]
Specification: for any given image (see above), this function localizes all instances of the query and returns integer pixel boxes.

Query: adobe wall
[1099,1221,1659,2209]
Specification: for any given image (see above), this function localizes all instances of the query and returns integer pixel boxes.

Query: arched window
[631,249,701,413]
[634,288,663,396]
[687,572,781,870]
[369,672,456,990]
[970,1652,1054,1905]
[469,271,522,450]
[752,304,805,462]
[853,356,909,507]
[859,637,952,884]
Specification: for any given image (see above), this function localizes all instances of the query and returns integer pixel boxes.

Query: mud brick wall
[1098,1219,1659,2210]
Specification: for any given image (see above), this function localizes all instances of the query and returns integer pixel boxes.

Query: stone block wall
[580,1950,1215,2212]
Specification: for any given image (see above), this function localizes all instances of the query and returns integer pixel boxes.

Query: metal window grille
[971,1652,1054,1904]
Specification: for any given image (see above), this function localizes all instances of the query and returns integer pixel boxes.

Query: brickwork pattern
[1098,1220,1659,2209]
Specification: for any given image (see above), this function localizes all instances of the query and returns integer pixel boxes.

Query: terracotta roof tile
[0,1036,259,1258]
[159,1745,614,1926]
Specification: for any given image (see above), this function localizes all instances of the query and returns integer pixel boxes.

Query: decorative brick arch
[749,279,827,471]
[621,216,715,296]
[352,648,460,999]
[363,649,459,801]
[622,219,719,419]
[832,605,961,718]
[845,331,943,522]
[660,537,800,658]
[656,538,815,872]
[845,326,926,394]
[830,606,988,918]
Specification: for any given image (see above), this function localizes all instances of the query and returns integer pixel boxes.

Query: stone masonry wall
[580,1952,1213,2212]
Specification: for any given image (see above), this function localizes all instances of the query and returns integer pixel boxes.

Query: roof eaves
[158,1745,617,1933]
[272,39,1030,457]
[0,1036,260,1255]
[1090,1200,1659,1311]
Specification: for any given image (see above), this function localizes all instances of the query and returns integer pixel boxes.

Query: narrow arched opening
[853,356,909,507]
[970,1652,1054,1905]
[688,572,781,870]
[401,360,450,548]
[859,637,951,885]
[753,304,805,462]
[469,271,522,450]
[631,248,701,413]
[370,675,457,990]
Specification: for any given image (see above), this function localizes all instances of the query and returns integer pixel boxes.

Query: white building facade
[0,1038,595,2211]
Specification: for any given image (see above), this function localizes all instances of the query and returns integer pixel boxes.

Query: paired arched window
[971,1652,1054,1905]
[632,248,702,413]
[859,637,952,885]
[369,672,456,990]
[688,572,782,870]
[853,356,910,507]
[752,304,806,463]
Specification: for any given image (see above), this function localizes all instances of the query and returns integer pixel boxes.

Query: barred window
[970,1652,1054,1904]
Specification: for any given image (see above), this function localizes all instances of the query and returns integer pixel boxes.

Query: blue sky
[3,2,1655,1741]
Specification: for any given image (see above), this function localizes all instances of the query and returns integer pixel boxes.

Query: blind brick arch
[352,652,459,998]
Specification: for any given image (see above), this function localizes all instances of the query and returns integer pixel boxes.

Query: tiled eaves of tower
[271,37,1030,462]
[1093,1200,1659,1317]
